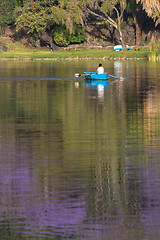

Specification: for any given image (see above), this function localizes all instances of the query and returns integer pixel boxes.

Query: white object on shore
[114,45,130,51]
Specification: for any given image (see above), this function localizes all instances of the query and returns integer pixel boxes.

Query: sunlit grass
[0,37,150,60]
[148,41,160,61]
[149,51,160,61]
[0,48,150,59]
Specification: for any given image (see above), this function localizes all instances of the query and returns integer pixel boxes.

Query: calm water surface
[0,60,160,239]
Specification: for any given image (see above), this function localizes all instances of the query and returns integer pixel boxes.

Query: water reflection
[0,60,160,239]
[85,80,110,101]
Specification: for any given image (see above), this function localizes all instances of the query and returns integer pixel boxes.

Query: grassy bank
[149,50,160,61]
[0,37,150,60]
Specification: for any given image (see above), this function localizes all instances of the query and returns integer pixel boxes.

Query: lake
[0,59,160,239]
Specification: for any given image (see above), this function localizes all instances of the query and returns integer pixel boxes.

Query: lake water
[0,59,160,239]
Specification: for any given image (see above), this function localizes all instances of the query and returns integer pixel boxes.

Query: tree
[128,0,145,45]
[0,0,17,33]
[137,0,160,17]
[137,0,160,26]
[81,0,128,49]
[130,0,160,45]
[14,0,85,45]
[15,1,48,38]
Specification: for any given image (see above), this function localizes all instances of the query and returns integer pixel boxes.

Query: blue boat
[83,72,110,80]
[114,45,130,51]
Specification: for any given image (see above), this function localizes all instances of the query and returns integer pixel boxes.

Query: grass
[148,50,160,61]
[0,37,150,60]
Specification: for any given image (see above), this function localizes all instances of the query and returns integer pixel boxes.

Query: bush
[53,32,70,47]
[68,27,86,44]
[53,26,86,47]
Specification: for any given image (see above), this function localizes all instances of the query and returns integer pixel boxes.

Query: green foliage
[68,27,86,43]
[47,3,83,34]
[53,26,86,47]
[0,10,14,27]
[134,48,140,51]
[149,51,160,61]
[150,41,160,52]
[14,0,84,44]
[142,41,147,46]
[120,21,126,29]
[148,41,160,61]
[128,40,134,45]
[53,31,70,47]
[0,0,16,32]
[16,8,48,37]
[127,17,134,25]
[12,34,20,42]
[47,6,68,29]
[0,0,158,51]
[101,0,120,13]
[104,22,110,29]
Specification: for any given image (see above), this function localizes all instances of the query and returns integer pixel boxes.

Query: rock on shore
[0,41,8,51]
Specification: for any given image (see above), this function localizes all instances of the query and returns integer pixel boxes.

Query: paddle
[109,74,126,80]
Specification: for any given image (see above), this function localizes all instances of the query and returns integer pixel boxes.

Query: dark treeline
[0,0,160,49]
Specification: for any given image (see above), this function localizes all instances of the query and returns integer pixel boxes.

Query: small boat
[83,72,110,80]
[114,45,130,51]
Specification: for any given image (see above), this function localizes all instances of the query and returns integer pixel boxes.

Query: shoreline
[0,57,149,61]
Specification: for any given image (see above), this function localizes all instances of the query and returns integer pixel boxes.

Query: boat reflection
[85,80,110,88]
[85,80,110,100]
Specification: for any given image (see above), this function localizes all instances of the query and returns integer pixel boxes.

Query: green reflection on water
[0,60,160,239]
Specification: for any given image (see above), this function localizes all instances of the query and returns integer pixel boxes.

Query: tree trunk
[114,7,126,50]
[133,15,142,45]
[86,7,126,49]
[130,0,142,45]
[118,24,126,49]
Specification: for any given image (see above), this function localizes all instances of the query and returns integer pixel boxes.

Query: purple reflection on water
[0,159,87,238]
[126,151,160,239]
[1,139,160,239]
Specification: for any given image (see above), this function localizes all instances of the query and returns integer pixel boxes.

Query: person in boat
[97,63,104,74]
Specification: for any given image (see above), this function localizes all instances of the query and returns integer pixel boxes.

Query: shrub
[53,26,86,47]
[68,27,86,44]
[53,31,70,47]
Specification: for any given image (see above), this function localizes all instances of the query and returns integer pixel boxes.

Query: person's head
[99,63,102,67]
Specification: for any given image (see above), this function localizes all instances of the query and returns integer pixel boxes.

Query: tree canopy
[137,0,160,25]
[0,0,160,48]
